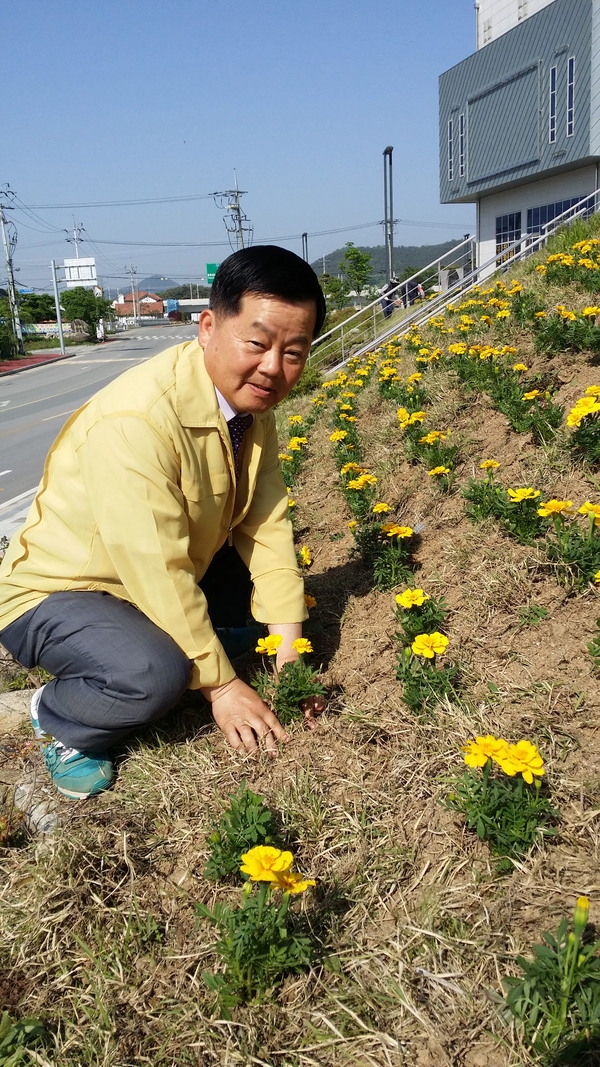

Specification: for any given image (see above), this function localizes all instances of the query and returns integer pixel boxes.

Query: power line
[27,192,218,209]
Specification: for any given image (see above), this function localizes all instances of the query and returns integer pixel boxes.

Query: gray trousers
[0,592,192,753]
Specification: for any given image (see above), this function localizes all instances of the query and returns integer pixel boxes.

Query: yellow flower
[578,502,600,519]
[329,430,347,442]
[537,499,574,517]
[427,466,450,476]
[255,634,283,656]
[407,372,423,382]
[523,389,540,401]
[584,385,600,396]
[462,734,508,768]
[411,632,448,658]
[512,363,529,372]
[372,502,391,514]
[288,414,303,424]
[581,307,600,317]
[304,594,317,608]
[347,520,358,529]
[573,896,590,931]
[420,431,447,445]
[278,453,292,462]
[507,487,540,502]
[395,588,429,608]
[340,462,364,475]
[272,869,316,894]
[501,740,545,784]
[566,397,600,426]
[382,524,413,538]
[240,845,294,881]
[496,309,510,319]
[287,497,296,508]
[291,637,313,655]
[298,545,312,566]
[408,411,426,424]
[480,459,500,470]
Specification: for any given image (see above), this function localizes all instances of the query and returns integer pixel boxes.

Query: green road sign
[206,263,220,285]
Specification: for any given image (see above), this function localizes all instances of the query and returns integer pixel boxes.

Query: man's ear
[198,308,215,348]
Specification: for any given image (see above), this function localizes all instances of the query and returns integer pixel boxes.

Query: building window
[459,113,465,177]
[496,212,521,263]
[549,66,556,143]
[448,118,454,181]
[567,56,575,136]
[527,196,591,236]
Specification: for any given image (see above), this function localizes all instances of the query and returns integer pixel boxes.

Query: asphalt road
[0,324,197,541]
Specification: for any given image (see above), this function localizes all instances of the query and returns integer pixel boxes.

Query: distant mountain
[139,275,180,293]
[312,240,465,282]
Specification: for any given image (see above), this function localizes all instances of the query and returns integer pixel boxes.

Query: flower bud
[574,895,590,931]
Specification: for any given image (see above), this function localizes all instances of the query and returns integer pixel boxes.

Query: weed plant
[504,896,600,1060]
[0,1011,47,1065]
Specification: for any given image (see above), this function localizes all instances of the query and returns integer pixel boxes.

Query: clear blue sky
[3,0,476,293]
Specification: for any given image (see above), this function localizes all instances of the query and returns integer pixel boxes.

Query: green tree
[18,293,57,323]
[60,288,113,338]
[160,284,211,300]
[339,243,373,297]
[318,273,349,312]
[0,297,17,360]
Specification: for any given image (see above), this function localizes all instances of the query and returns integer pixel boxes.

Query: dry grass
[3,235,600,1065]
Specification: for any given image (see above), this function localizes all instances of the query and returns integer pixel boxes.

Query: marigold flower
[578,501,600,519]
[340,462,364,475]
[408,411,427,424]
[411,632,448,658]
[347,520,358,529]
[480,459,500,469]
[407,372,423,382]
[512,363,529,371]
[329,430,347,442]
[427,466,450,476]
[255,634,283,656]
[291,637,313,655]
[287,497,296,508]
[288,414,303,424]
[496,309,510,319]
[507,487,540,502]
[383,524,413,538]
[240,845,294,881]
[581,306,600,317]
[272,869,316,894]
[523,389,540,401]
[584,385,600,396]
[395,588,429,608]
[298,545,312,566]
[537,499,574,517]
[372,502,391,513]
[462,734,508,768]
[501,740,545,783]
[278,453,292,462]
[573,896,590,931]
[304,594,317,608]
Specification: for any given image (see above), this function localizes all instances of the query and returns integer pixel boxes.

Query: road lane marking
[0,470,12,477]
[42,409,77,421]
[0,487,37,511]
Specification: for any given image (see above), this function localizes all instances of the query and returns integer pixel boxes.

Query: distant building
[113,291,164,319]
[439,0,600,270]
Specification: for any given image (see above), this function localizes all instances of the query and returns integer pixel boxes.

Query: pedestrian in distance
[0,246,326,800]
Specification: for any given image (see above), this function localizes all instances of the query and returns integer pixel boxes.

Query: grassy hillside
[2,217,600,1065]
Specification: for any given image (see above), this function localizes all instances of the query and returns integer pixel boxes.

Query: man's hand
[201,677,289,756]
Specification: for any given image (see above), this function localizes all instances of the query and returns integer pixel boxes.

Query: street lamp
[383,146,394,283]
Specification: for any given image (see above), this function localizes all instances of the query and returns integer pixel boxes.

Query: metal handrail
[315,188,600,375]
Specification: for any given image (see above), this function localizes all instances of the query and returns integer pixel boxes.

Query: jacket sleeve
[233,416,308,625]
[78,413,236,690]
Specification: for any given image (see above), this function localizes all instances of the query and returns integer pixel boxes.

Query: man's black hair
[209,245,326,338]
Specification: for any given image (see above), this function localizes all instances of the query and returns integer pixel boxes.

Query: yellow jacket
[0,340,306,688]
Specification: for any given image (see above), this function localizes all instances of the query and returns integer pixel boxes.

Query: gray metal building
[439,0,600,269]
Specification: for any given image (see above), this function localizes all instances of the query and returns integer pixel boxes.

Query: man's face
[198,293,316,414]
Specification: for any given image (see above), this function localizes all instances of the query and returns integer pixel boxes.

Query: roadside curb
[0,351,82,378]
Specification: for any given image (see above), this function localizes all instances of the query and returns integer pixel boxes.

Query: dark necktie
[228,413,253,473]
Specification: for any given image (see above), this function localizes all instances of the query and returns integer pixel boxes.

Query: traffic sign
[206,263,220,285]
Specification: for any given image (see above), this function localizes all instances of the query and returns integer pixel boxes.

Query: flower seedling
[449,735,558,871]
[395,630,460,715]
[196,845,317,1013]
[204,784,284,882]
[252,637,326,726]
[504,895,600,1058]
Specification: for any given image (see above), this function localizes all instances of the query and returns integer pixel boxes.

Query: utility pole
[65,216,85,259]
[0,193,24,355]
[213,172,253,251]
[126,264,138,325]
[302,233,308,261]
[50,260,66,356]
[383,146,395,283]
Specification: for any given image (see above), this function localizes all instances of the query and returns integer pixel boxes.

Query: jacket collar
[175,339,223,429]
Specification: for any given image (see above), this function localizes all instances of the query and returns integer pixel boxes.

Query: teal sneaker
[30,686,114,800]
